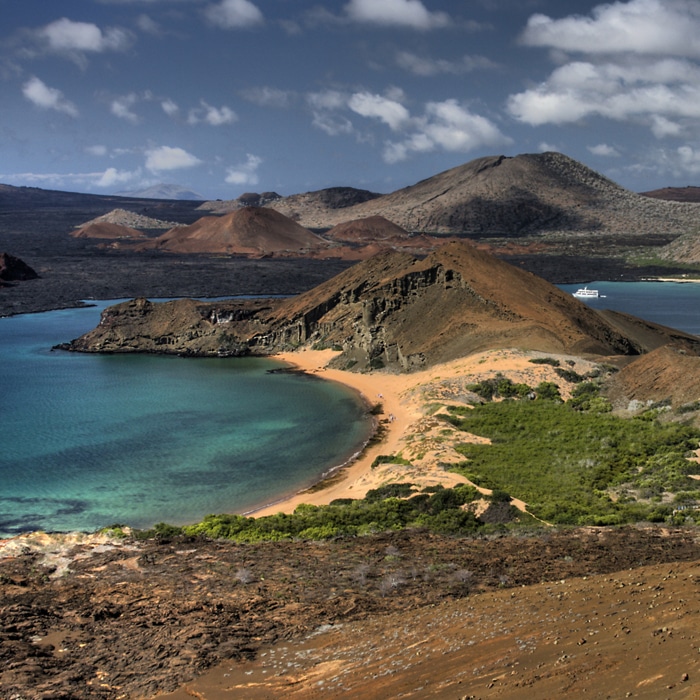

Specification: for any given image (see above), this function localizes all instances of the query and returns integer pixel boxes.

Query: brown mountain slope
[64,241,700,371]
[604,344,700,410]
[264,152,700,237]
[144,207,329,256]
[641,186,700,202]
[324,215,410,243]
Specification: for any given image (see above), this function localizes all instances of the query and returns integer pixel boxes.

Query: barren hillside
[64,241,700,370]
[604,344,700,410]
[259,152,700,237]
[71,222,146,240]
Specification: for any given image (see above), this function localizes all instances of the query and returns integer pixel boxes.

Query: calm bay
[0,301,372,537]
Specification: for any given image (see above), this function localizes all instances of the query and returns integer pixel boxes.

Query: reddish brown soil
[71,222,146,240]
[2,527,700,699]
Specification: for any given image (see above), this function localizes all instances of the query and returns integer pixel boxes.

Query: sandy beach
[250,347,597,517]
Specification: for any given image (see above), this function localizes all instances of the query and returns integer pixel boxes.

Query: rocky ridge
[62,241,700,371]
[0,252,37,285]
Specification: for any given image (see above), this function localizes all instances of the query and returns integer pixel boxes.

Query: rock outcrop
[62,241,700,371]
[0,252,38,284]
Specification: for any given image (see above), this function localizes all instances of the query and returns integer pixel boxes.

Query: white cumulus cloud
[161,99,180,117]
[384,99,510,163]
[307,90,354,136]
[188,101,238,126]
[205,0,264,29]
[509,0,700,141]
[96,167,139,188]
[588,143,621,157]
[521,0,700,58]
[22,77,78,117]
[348,92,410,131]
[307,87,510,162]
[39,17,131,54]
[145,146,202,172]
[225,153,262,186]
[344,0,450,29]
[111,94,140,123]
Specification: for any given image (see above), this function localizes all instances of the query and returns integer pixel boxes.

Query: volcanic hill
[64,241,700,370]
[219,151,700,237]
[143,206,329,256]
[71,222,146,240]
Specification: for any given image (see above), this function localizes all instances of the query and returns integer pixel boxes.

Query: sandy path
[249,348,594,518]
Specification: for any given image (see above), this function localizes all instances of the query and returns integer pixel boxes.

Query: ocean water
[558,280,700,336]
[0,302,372,537]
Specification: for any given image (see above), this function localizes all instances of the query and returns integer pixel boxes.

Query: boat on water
[573,287,599,298]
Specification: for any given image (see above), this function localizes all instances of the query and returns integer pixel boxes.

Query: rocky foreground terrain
[2,526,700,699]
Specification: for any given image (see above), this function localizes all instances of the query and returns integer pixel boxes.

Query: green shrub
[371,454,412,469]
[448,400,700,526]
[529,357,560,367]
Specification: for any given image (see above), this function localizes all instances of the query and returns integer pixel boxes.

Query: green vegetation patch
[158,483,512,542]
[447,399,700,526]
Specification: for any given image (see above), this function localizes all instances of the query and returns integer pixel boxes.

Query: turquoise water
[3,283,699,537]
[0,302,372,537]
[559,281,700,336]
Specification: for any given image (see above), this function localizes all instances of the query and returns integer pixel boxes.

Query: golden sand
[250,348,597,517]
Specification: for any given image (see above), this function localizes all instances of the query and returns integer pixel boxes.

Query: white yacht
[573,287,599,298]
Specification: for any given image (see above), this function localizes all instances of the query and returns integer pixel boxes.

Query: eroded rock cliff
[62,241,700,371]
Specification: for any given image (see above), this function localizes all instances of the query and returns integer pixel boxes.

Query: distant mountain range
[115,184,204,201]
[4,152,700,264]
[199,152,700,240]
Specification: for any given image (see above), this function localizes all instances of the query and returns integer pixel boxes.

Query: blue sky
[2,0,700,199]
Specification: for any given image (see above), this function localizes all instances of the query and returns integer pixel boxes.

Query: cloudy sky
[2,0,700,199]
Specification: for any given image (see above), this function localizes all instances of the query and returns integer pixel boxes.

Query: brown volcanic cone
[71,222,146,239]
[147,206,328,256]
[325,215,411,243]
[264,240,700,370]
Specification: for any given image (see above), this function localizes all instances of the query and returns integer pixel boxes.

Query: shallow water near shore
[0,301,372,537]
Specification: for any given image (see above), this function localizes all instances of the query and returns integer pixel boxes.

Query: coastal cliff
[61,241,700,370]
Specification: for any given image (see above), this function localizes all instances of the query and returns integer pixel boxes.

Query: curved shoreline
[247,349,422,517]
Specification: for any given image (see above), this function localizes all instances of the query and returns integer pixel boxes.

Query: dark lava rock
[0,252,38,284]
